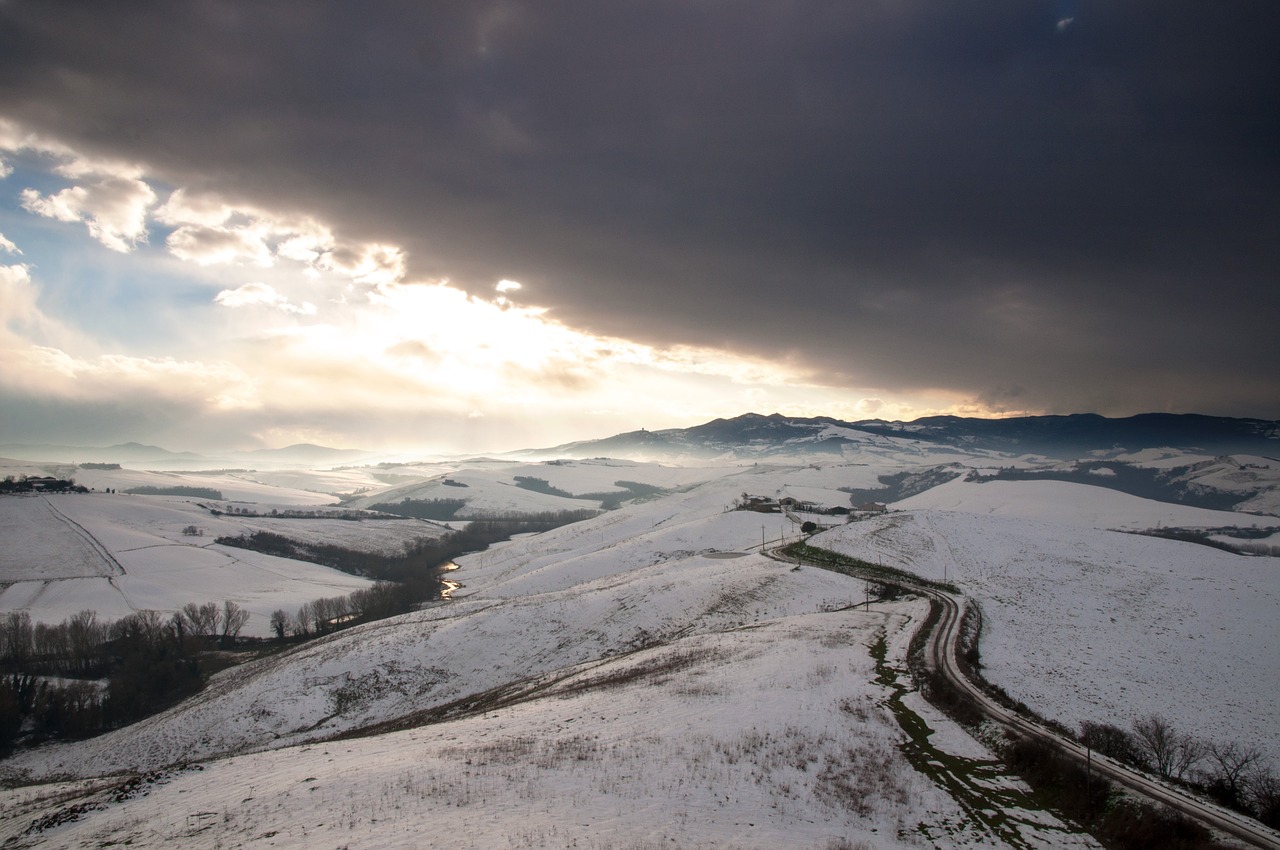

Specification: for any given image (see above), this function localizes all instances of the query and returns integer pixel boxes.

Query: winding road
[778,545,1280,850]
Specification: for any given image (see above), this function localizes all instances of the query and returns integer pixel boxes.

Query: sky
[0,2,1277,454]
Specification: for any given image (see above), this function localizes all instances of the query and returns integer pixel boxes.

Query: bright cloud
[214,282,316,315]
[168,224,274,266]
[20,167,155,253]
[156,189,340,272]
[0,232,18,254]
[1,344,255,408]
[3,123,156,252]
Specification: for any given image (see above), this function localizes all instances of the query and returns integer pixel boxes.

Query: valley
[1,416,1278,848]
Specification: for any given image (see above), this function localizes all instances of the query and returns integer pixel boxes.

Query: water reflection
[440,561,461,599]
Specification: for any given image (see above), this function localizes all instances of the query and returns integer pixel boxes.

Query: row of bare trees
[1081,713,1279,826]
[269,581,415,640]
[1,602,252,753]
[1,603,250,675]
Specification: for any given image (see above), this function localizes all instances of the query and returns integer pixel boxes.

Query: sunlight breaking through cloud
[0,120,997,450]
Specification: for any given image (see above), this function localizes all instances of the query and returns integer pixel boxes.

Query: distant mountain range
[0,441,207,464]
[4,413,1277,469]
[531,412,1280,461]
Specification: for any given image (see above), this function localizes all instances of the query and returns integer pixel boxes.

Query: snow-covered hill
[813,507,1280,760]
[0,494,404,635]
[2,445,1276,848]
[0,469,1103,848]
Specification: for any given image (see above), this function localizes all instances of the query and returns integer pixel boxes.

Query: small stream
[870,633,1084,848]
[439,562,462,599]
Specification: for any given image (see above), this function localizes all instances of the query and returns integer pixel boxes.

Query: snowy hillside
[0,598,1098,850]
[0,489,870,780]
[813,509,1280,760]
[3,444,1276,848]
[0,466,1102,848]
[0,494,399,635]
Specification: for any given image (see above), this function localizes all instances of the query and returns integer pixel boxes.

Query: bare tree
[1248,765,1280,827]
[66,610,103,674]
[33,622,68,672]
[1132,713,1203,780]
[220,601,250,646]
[112,610,169,648]
[269,609,291,641]
[1,612,33,670]
[1204,741,1265,808]
[181,602,220,643]
[294,602,313,637]
[1080,721,1147,768]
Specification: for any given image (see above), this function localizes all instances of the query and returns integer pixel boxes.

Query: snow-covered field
[0,494,394,636]
[813,502,1280,761]
[2,447,1276,848]
[0,497,114,581]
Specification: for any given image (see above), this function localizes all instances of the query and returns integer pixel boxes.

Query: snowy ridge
[813,509,1280,760]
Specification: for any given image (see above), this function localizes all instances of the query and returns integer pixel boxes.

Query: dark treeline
[368,497,467,520]
[1127,525,1280,557]
[216,510,596,590]
[124,485,224,499]
[219,509,597,637]
[0,602,251,753]
[513,477,667,510]
[966,461,1249,511]
[839,467,966,506]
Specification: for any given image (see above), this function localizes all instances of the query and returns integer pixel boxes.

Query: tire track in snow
[39,496,126,577]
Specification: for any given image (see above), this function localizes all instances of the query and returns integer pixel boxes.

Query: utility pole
[1084,745,1094,818]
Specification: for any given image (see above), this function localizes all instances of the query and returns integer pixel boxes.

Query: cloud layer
[0,1,1277,450]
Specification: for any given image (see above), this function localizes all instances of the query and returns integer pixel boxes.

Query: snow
[813,509,1280,761]
[894,475,1275,529]
[0,494,382,636]
[4,450,1277,848]
[0,497,113,581]
[1,601,1095,849]
[65,467,339,505]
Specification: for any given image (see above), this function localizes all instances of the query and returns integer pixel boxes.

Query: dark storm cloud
[2,0,1277,416]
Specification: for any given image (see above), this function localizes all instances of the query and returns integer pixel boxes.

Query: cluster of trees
[1080,714,1279,827]
[1132,525,1280,557]
[224,511,600,642]
[209,505,371,519]
[512,477,665,510]
[368,497,467,520]
[2,509,601,753]
[218,511,597,587]
[269,582,412,640]
[966,461,1249,511]
[0,602,251,753]
[123,486,224,499]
